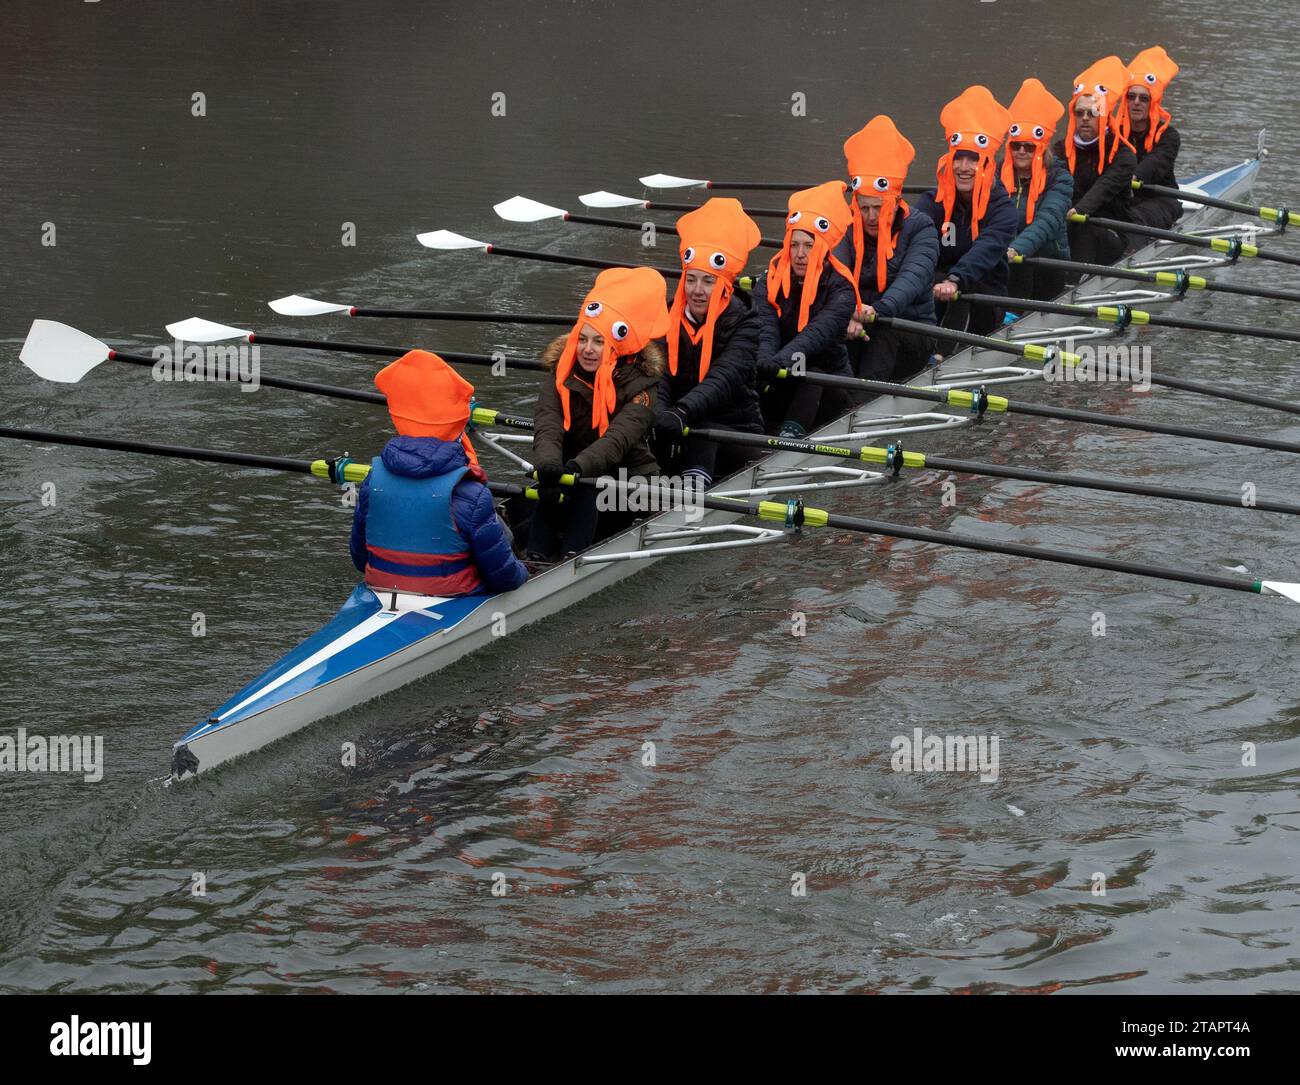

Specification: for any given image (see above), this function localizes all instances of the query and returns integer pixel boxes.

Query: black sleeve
[672,305,759,425]
[773,273,855,369]
[1134,128,1179,185]
[1075,146,1137,216]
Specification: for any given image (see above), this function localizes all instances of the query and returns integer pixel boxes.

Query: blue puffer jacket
[912,178,1018,295]
[833,210,939,323]
[1008,160,1073,261]
[349,436,527,593]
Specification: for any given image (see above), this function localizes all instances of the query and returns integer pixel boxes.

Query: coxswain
[525,266,670,561]
[838,114,940,382]
[1053,55,1137,266]
[912,85,1017,335]
[1124,46,1182,229]
[350,349,527,596]
[1001,78,1075,301]
[652,198,765,492]
[752,180,858,439]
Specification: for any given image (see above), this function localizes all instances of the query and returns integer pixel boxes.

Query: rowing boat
[170,144,1266,779]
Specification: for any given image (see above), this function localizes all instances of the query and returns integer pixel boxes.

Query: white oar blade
[416,229,490,251]
[19,319,110,383]
[639,173,706,189]
[1261,580,1300,603]
[165,317,252,343]
[493,196,566,223]
[268,294,351,317]
[579,190,647,209]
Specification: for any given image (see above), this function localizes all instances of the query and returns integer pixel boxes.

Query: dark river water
[2,0,1299,993]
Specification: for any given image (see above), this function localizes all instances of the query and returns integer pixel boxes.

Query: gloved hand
[535,462,563,504]
[654,407,687,440]
[561,460,582,482]
[756,355,782,383]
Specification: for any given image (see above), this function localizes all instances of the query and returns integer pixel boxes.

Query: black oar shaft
[1133,180,1296,225]
[1077,213,1300,268]
[485,245,683,278]
[244,333,546,373]
[353,307,572,325]
[564,211,783,249]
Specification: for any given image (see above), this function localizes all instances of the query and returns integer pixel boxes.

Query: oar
[869,313,1300,416]
[1131,179,1297,227]
[1014,252,1300,306]
[18,320,385,404]
[8,423,1297,604]
[1067,211,1300,268]
[163,317,547,373]
[638,172,931,195]
[268,294,572,325]
[767,362,1300,457]
[962,291,1300,347]
[579,190,788,219]
[0,426,548,503]
[494,196,784,248]
[415,228,683,277]
[467,404,1300,519]
[567,473,1300,604]
[683,425,1300,519]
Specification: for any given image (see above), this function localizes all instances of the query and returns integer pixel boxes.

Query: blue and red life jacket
[362,458,484,596]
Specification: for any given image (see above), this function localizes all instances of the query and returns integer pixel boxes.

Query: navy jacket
[658,290,764,432]
[751,267,855,376]
[833,210,939,323]
[349,436,527,594]
[1008,160,1074,261]
[912,179,1018,295]
[1053,137,1138,220]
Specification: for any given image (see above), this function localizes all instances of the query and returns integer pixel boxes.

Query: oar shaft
[1073,212,1300,268]
[353,307,572,325]
[1017,254,1300,305]
[486,245,683,277]
[243,333,546,373]
[1133,180,1296,225]
[564,211,782,249]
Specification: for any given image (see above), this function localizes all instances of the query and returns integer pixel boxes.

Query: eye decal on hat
[850,175,862,191]
[708,251,727,270]
[872,176,890,192]
[584,301,603,317]
[610,321,630,341]
[1032,125,1046,140]
[1144,72,1157,85]
[974,133,990,148]
[1096,83,1108,94]
[949,132,963,147]
[787,210,802,225]
[1008,123,1022,137]
[1074,82,1085,95]
[813,216,831,232]
[682,246,695,264]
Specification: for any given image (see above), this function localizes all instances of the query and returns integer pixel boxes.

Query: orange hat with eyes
[375,349,479,465]
[935,85,1012,242]
[765,180,857,329]
[1066,55,1134,171]
[554,266,670,436]
[1128,46,1178,151]
[668,198,761,381]
[843,115,915,293]
[1000,78,1065,225]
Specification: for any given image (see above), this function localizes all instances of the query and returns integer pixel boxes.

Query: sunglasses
[1125,91,1149,103]
[1073,108,1098,119]
[1010,142,1037,153]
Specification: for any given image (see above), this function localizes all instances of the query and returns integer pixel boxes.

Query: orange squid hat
[1066,55,1134,170]
[843,115,915,293]
[765,180,857,329]
[375,349,480,465]
[554,266,670,436]
[667,198,761,381]
[935,85,1012,242]
[1128,46,1179,151]
[1000,78,1065,225]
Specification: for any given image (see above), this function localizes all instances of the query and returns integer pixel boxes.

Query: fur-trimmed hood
[540,335,665,378]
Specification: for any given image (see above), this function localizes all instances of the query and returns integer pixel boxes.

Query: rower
[752,180,858,439]
[350,349,528,596]
[1124,46,1182,229]
[838,114,940,382]
[1053,55,1137,266]
[1001,78,1074,301]
[525,266,670,561]
[912,85,1017,335]
[652,197,765,492]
